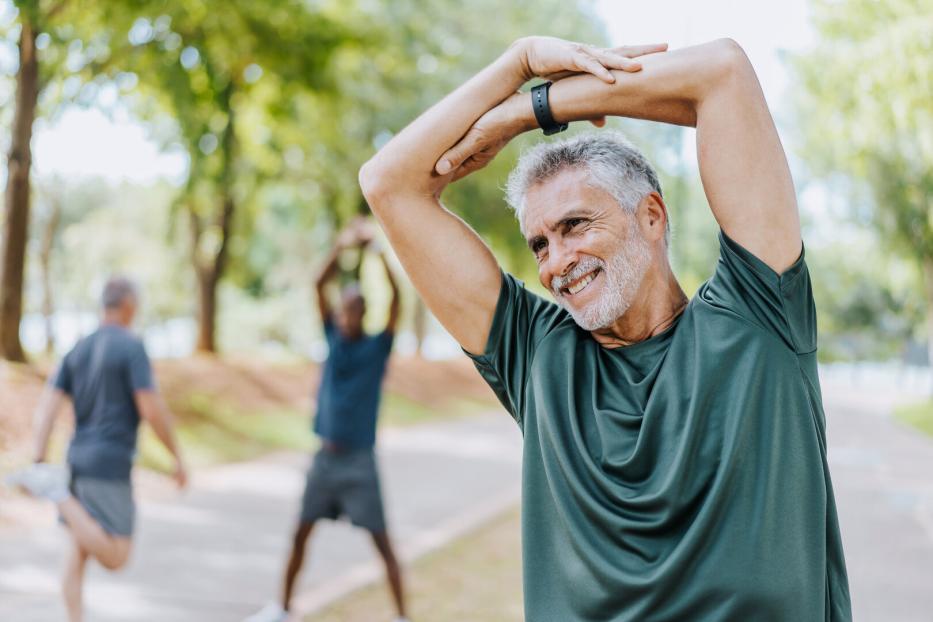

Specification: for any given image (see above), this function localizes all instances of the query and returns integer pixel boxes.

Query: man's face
[338,293,366,337]
[523,167,653,331]
[117,296,138,327]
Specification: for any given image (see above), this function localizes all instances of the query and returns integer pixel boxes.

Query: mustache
[551,256,605,294]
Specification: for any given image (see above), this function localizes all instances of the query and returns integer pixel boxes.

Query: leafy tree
[113,0,358,352]
[0,0,147,361]
[789,0,933,361]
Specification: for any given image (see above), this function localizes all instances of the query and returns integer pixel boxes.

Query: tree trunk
[191,191,234,354]
[192,85,236,353]
[195,266,218,352]
[39,195,61,355]
[0,19,39,362]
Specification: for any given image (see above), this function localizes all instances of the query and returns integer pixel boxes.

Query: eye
[564,217,586,231]
[531,239,547,253]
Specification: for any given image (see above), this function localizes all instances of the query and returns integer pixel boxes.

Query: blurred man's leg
[282,521,315,611]
[371,530,407,620]
[62,536,89,622]
[58,497,132,570]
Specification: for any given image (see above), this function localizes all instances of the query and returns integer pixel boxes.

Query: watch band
[531,82,569,136]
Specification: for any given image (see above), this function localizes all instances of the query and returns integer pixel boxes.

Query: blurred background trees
[0,0,930,365]
[790,0,932,363]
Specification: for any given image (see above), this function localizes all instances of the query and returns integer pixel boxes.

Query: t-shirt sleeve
[51,355,72,395]
[702,229,816,354]
[128,341,155,392]
[465,271,566,427]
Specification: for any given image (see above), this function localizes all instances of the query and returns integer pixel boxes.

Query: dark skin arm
[377,248,401,334]
[315,218,369,323]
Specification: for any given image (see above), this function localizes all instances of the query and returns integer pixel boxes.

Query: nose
[544,241,578,286]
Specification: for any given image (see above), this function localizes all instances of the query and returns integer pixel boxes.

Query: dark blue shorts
[300,447,386,533]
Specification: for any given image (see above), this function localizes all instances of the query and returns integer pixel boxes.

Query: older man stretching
[359,37,851,621]
[7,276,186,622]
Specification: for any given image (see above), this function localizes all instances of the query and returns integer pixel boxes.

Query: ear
[637,192,668,244]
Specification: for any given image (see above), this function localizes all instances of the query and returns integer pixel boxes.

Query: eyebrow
[524,208,593,249]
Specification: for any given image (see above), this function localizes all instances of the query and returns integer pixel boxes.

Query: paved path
[2,368,933,621]
[820,370,933,622]
[0,414,523,621]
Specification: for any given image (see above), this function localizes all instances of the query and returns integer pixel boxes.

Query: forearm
[361,44,527,199]
[32,388,63,462]
[148,398,182,462]
[315,246,341,290]
[514,39,744,132]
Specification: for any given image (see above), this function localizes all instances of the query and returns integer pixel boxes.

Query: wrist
[505,38,534,84]
[505,91,539,135]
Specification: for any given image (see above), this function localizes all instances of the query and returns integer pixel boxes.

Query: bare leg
[58,497,132,570]
[282,521,315,611]
[371,530,406,618]
[62,536,89,622]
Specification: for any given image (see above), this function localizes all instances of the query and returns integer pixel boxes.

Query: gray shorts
[66,476,135,537]
[300,447,386,533]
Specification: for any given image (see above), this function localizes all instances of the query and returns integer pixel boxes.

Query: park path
[0,413,523,621]
[2,367,933,621]
[819,369,933,622]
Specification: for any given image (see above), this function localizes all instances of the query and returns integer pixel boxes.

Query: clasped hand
[434,37,667,182]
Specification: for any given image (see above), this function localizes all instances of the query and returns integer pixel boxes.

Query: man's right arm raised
[359,38,654,354]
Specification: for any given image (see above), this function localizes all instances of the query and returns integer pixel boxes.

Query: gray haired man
[7,276,186,622]
[360,37,850,621]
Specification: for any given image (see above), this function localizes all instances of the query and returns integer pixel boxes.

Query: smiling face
[523,167,656,331]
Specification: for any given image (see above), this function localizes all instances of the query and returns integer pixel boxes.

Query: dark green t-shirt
[468,231,851,621]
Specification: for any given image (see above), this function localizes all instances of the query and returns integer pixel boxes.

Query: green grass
[138,393,313,473]
[308,507,523,622]
[380,393,494,427]
[894,400,933,438]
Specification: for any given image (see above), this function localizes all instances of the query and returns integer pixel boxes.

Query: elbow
[710,38,755,83]
[358,158,392,216]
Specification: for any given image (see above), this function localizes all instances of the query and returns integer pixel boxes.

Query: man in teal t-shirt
[360,36,851,621]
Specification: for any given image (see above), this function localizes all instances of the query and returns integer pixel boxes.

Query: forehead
[522,167,618,236]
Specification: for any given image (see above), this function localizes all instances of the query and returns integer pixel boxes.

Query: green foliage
[807,232,925,361]
[894,400,933,438]
[789,0,933,277]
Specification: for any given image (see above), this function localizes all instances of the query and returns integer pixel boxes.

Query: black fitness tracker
[531,81,568,136]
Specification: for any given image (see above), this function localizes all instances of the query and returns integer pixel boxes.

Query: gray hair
[101,276,138,310]
[505,131,668,244]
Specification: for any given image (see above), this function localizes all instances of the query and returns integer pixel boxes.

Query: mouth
[560,267,601,298]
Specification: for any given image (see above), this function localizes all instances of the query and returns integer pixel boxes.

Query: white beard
[551,226,652,331]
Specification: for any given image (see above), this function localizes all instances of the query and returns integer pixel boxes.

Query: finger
[436,131,481,175]
[589,116,606,128]
[451,154,491,182]
[589,49,643,73]
[613,42,668,58]
[574,52,616,83]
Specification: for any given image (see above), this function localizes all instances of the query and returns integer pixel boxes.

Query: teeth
[567,271,596,295]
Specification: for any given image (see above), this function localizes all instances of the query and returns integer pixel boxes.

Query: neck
[590,260,687,349]
[102,313,127,328]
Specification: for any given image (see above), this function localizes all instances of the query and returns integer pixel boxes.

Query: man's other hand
[515,37,667,84]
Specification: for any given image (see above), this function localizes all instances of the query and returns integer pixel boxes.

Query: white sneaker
[5,463,69,503]
[243,602,288,622]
